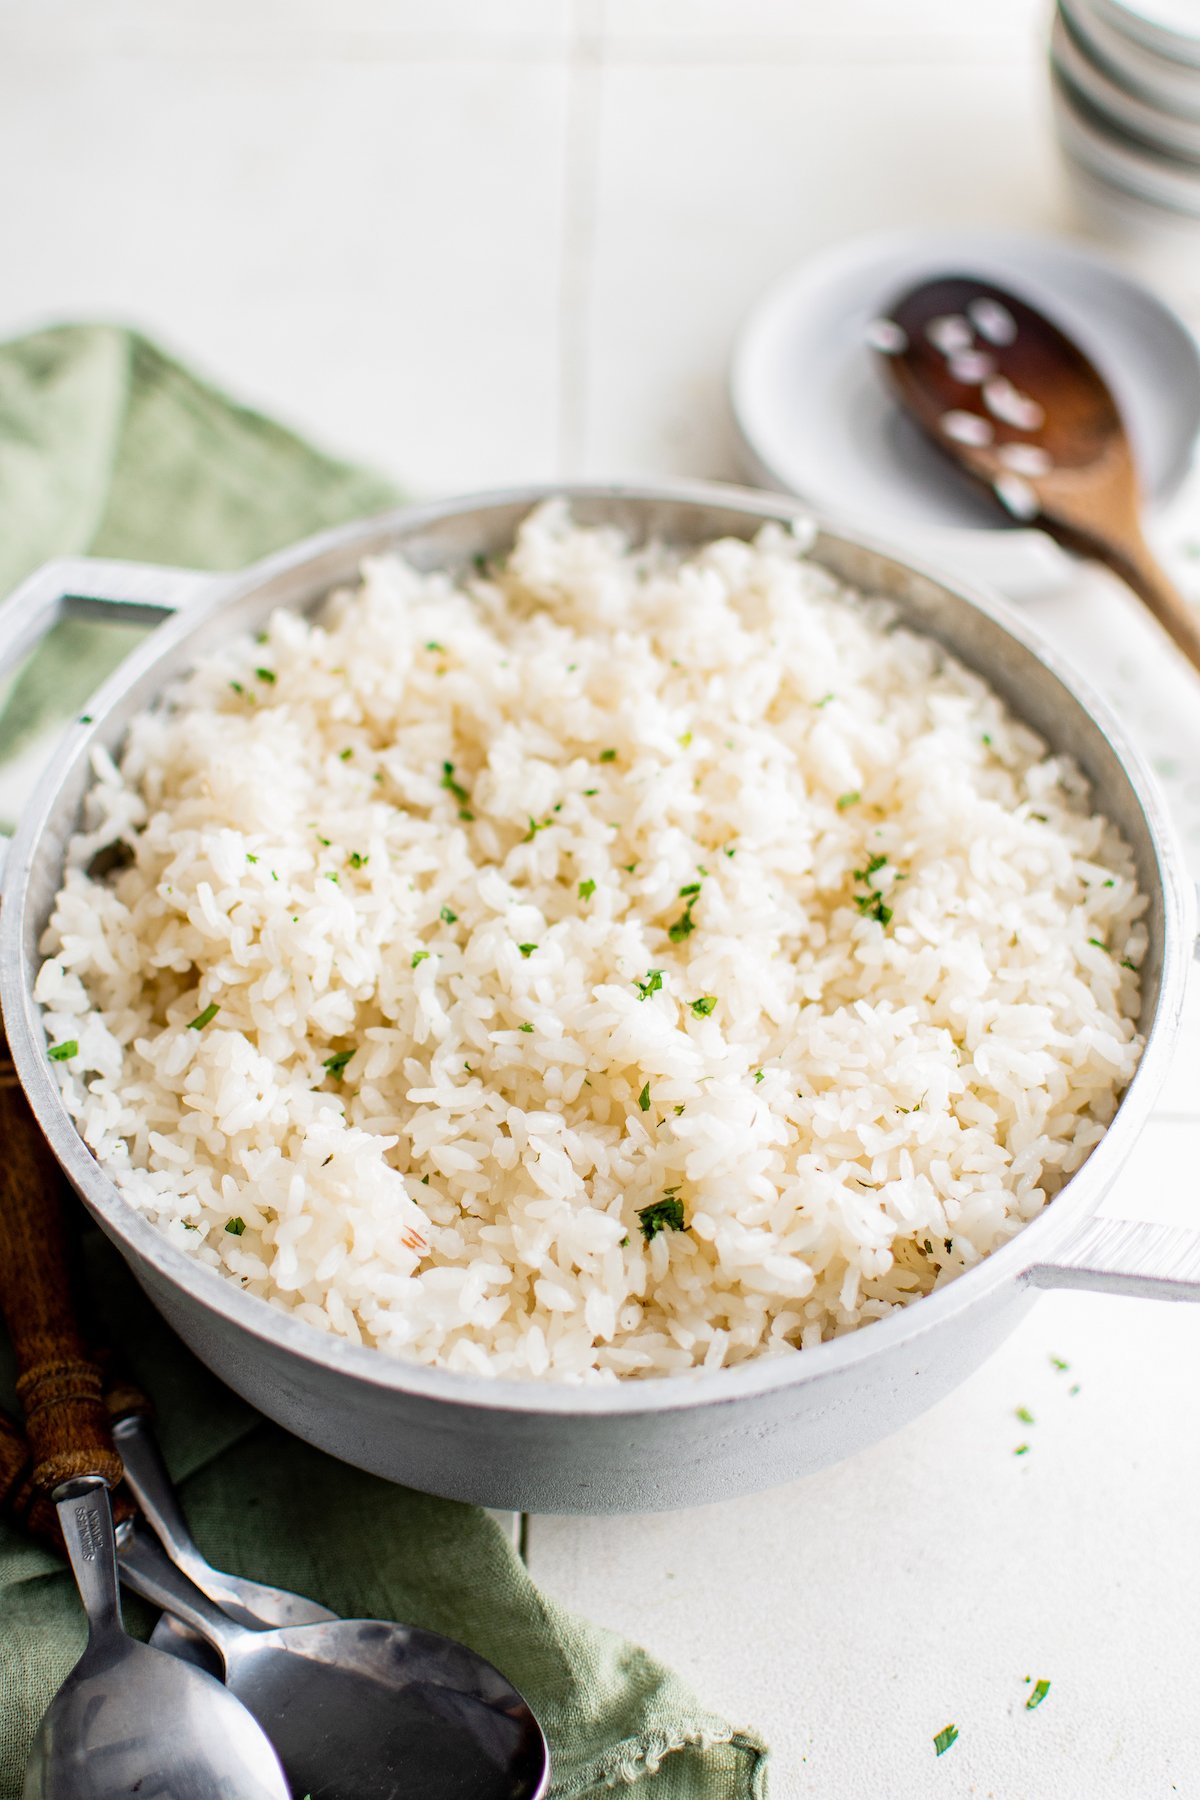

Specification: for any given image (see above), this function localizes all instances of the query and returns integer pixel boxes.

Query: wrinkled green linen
[0,324,770,1799]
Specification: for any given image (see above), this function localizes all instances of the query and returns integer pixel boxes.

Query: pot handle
[0,554,217,693]
[1022,1214,1200,1300]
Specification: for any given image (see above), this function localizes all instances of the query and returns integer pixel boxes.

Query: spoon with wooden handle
[872,275,1200,675]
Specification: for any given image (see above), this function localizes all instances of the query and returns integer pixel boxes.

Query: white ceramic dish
[729,228,1200,597]
[1061,0,1200,117]
[1091,0,1200,69]
[1052,64,1200,217]
[1053,7,1200,163]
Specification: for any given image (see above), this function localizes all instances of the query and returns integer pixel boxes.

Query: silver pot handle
[0,555,215,690]
[1023,1214,1200,1300]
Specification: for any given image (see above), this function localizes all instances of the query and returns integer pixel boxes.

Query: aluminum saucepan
[2,481,1198,1516]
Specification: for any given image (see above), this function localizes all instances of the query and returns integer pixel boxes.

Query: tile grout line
[554,0,604,479]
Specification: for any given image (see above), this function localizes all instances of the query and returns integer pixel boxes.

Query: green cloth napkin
[0,324,770,1800]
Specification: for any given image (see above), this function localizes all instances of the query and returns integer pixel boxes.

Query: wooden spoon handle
[1094,530,1200,677]
[0,1404,61,1542]
[0,1033,122,1490]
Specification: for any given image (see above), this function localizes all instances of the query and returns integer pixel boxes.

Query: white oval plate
[729,227,1200,597]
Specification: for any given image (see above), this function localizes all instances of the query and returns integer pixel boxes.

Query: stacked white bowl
[1052,0,1200,223]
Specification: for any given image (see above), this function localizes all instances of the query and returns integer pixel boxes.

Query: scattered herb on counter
[1026,1679,1051,1711]
[188,1004,220,1031]
[690,996,717,1017]
[225,1217,246,1236]
[48,1040,78,1061]
[412,951,430,968]
[1069,1383,1081,1396]
[255,667,276,684]
[837,791,861,811]
[323,1050,355,1080]
[598,748,617,763]
[1050,1355,1070,1372]
[1016,1406,1034,1425]
[441,905,458,924]
[578,878,596,900]
[1014,1443,1030,1456]
[933,1725,958,1757]
[635,969,664,1000]
[638,1081,651,1112]
[637,1193,686,1241]
[518,942,537,958]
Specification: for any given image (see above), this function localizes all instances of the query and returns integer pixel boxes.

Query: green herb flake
[348,852,369,870]
[441,761,470,805]
[836,791,861,811]
[690,996,717,1017]
[411,951,430,968]
[598,748,618,763]
[982,732,993,746]
[339,747,353,761]
[523,816,552,842]
[635,969,664,1001]
[667,896,698,942]
[637,1195,686,1241]
[1069,1383,1080,1396]
[724,844,736,858]
[325,871,339,883]
[815,693,835,707]
[754,1069,765,1083]
[1016,1405,1034,1425]
[225,1216,246,1236]
[638,1081,651,1112]
[48,1040,78,1062]
[1120,957,1136,971]
[583,787,599,797]
[246,853,259,864]
[425,640,445,652]
[188,1004,220,1031]
[1050,1355,1070,1372]
[578,878,597,900]
[518,1022,535,1032]
[678,881,702,898]
[933,1725,958,1758]
[1103,878,1115,888]
[674,1104,685,1116]
[317,834,331,846]
[620,1234,630,1247]
[621,861,638,874]
[440,906,458,924]
[678,731,693,748]
[323,1049,355,1080]
[1014,1443,1030,1456]
[518,942,537,958]
[1026,1679,1051,1711]
[1088,937,1110,953]
[255,667,276,684]
[229,680,243,694]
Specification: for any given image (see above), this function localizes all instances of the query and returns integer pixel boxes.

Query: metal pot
[2,481,1198,1515]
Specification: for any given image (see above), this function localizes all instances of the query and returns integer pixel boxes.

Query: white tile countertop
[4,1,1200,1793]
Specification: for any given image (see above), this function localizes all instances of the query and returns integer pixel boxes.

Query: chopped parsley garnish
[317,834,331,846]
[668,891,699,941]
[229,680,243,694]
[837,791,861,810]
[1120,958,1136,971]
[678,731,692,748]
[523,816,552,842]
[441,761,470,805]
[48,1040,78,1062]
[425,640,445,652]
[754,1069,765,1084]
[1050,1355,1070,1372]
[620,1234,630,1247]
[246,853,258,863]
[1026,1679,1051,1711]
[518,1022,534,1032]
[518,942,537,958]
[578,878,596,900]
[674,1104,685,1116]
[815,693,834,707]
[440,905,458,924]
[188,1004,220,1031]
[852,852,895,927]
[583,787,599,796]
[1103,878,1115,888]
[225,1217,246,1236]
[255,667,276,684]
[1016,1406,1034,1424]
[634,969,664,1000]
[411,951,430,967]
[690,996,717,1016]
[325,871,339,883]
[982,733,992,746]
[678,882,702,898]
[1088,937,1109,952]
[621,861,638,874]
[339,747,353,760]
[637,1081,651,1112]
[598,748,617,763]
[637,1194,686,1240]
[80,713,92,723]
[723,844,736,858]
[933,1725,958,1757]
[1014,1443,1030,1456]
[322,1049,355,1080]
[348,852,368,869]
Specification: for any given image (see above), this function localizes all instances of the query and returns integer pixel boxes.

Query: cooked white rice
[37,503,1147,1382]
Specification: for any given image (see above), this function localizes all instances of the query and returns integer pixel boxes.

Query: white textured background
[3,3,1200,1794]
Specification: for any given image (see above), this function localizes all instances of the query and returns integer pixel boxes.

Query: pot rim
[1,477,1190,1420]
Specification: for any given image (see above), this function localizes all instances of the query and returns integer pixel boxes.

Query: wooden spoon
[872,274,1200,674]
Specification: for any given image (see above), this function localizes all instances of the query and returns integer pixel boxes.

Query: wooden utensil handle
[0,1033,122,1489]
[1106,535,1200,678]
[0,1405,60,1542]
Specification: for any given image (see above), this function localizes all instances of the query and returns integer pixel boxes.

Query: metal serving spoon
[118,1518,551,1800]
[871,274,1200,675]
[112,1410,334,1675]
[22,1475,290,1800]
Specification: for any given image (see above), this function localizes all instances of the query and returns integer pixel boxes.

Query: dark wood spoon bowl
[873,274,1200,674]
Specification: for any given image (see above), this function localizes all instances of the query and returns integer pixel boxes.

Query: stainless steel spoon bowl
[119,1518,551,1800]
[22,1476,290,1800]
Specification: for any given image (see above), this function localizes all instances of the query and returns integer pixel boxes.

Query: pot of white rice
[1,481,1197,1513]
